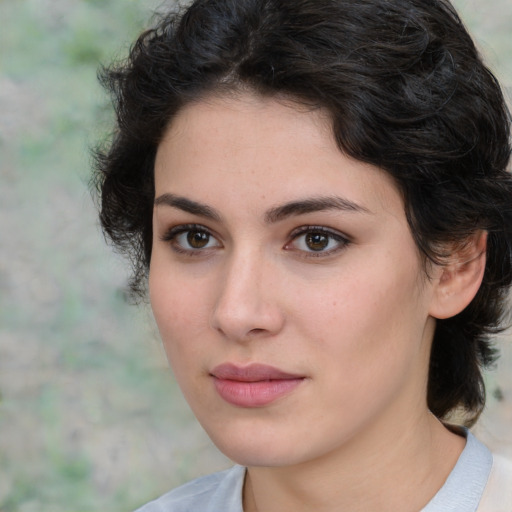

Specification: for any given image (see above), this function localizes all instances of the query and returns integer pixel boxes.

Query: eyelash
[160,224,350,258]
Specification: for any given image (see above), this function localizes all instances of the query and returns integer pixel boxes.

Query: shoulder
[134,465,246,512]
[478,453,512,512]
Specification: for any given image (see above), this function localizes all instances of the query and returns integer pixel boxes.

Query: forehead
[154,92,403,217]
[159,92,334,163]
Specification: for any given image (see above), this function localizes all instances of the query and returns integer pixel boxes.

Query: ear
[429,231,487,320]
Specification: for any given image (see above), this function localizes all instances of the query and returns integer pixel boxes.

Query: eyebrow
[154,193,370,223]
[264,196,371,223]
[154,193,221,221]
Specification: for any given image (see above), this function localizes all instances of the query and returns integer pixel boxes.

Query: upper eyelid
[160,223,216,240]
[289,225,350,240]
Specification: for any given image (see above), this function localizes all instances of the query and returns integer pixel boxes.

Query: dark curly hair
[92,0,512,426]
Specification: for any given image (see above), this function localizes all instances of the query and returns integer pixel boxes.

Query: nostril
[248,328,266,336]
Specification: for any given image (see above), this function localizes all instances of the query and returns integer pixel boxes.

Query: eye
[161,224,221,254]
[286,226,349,255]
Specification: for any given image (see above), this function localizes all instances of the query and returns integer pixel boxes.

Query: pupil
[187,230,209,249]
[306,233,328,251]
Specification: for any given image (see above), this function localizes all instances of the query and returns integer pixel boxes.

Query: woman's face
[150,92,441,467]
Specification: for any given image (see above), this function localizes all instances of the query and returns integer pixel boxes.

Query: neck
[243,412,465,512]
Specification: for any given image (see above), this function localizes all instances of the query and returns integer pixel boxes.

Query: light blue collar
[421,430,492,512]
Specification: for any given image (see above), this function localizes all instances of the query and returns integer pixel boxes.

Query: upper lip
[210,363,304,382]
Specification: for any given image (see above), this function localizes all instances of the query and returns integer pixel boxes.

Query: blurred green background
[0,0,511,510]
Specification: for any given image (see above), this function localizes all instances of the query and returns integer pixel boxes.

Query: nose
[210,250,285,342]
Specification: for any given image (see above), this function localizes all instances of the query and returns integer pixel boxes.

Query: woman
[93,0,512,510]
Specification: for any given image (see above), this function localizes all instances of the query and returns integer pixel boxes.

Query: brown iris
[305,232,329,251]
[187,230,210,249]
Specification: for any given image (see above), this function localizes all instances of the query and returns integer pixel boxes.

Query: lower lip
[212,377,304,407]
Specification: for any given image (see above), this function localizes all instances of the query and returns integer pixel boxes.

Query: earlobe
[429,231,487,320]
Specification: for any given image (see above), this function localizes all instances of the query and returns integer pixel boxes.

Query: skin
[149,92,481,512]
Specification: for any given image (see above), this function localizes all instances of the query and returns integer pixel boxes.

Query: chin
[200,418,336,469]
[215,440,303,468]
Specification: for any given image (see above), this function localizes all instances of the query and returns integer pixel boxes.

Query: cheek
[149,265,208,365]
[150,277,212,409]
[301,256,429,373]
[303,274,430,429]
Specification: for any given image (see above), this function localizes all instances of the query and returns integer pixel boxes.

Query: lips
[210,363,305,407]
